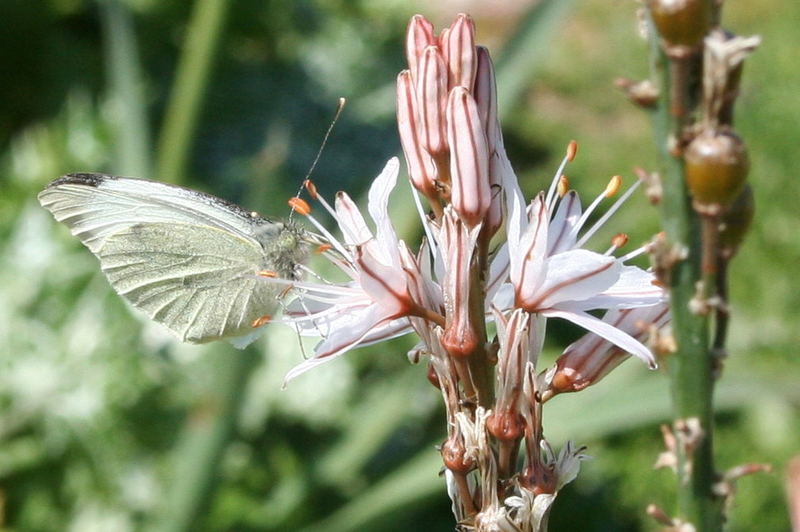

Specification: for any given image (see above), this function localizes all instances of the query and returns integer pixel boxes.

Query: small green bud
[648,0,712,48]
[685,129,749,209]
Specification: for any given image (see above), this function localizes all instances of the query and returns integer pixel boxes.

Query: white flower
[493,151,666,368]
[279,158,435,382]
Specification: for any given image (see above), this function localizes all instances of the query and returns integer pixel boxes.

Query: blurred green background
[1,0,797,530]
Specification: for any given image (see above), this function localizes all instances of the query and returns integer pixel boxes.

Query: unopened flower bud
[447,87,491,227]
[648,0,712,49]
[405,15,435,78]
[685,129,749,210]
[397,70,439,200]
[416,46,448,156]
[443,13,477,90]
[718,184,754,259]
[474,46,500,154]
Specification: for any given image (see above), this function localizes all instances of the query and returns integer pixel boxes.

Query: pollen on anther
[315,243,333,254]
[257,270,278,278]
[288,197,311,216]
[566,140,578,162]
[611,233,629,248]
[605,175,622,198]
[304,179,319,199]
[251,315,272,328]
[557,175,570,197]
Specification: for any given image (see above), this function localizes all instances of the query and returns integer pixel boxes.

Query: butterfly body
[39,173,308,346]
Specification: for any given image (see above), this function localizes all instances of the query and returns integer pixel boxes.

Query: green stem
[156,0,231,183]
[99,0,152,176]
[151,348,259,532]
[648,13,723,531]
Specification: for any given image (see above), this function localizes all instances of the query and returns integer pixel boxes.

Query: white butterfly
[39,173,309,347]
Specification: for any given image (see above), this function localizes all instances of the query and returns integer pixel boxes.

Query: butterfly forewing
[38,173,306,346]
[38,174,269,252]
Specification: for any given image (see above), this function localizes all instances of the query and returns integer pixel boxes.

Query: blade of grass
[495,0,576,121]
[156,0,231,183]
[99,0,152,176]
[150,348,259,532]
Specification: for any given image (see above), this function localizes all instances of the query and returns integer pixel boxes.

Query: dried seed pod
[718,184,754,258]
[685,129,749,209]
[648,0,712,48]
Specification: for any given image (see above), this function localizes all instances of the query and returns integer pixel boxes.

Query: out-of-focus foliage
[1,1,797,531]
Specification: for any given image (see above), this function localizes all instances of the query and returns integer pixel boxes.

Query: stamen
[605,175,622,198]
[312,187,339,220]
[605,233,629,255]
[566,139,578,162]
[301,211,352,261]
[257,270,278,278]
[251,315,272,328]
[288,197,311,216]
[545,146,574,209]
[576,179,642,248]
[315,243,333,254]
[557,175,570,198]
[618,242,650,263]
[304,179,319,200]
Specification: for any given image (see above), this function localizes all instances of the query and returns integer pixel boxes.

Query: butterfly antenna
[290,97,347,220]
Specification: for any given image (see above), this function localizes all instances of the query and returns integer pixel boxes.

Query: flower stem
[647,9,724,530]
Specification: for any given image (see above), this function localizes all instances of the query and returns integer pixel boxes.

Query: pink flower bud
[443,13,477,90]
[416,46,448,156]
[405,15,435,79]
[546,305,670,397]
[474,46,500,155]
[397,70,439,199]
[446,86,491,227]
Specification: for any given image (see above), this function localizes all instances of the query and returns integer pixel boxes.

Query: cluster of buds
[398,14,502,236]
[277,14,670,531]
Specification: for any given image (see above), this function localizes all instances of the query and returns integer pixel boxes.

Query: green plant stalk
[156,0,231,183]
[648,23,723,532]
[151,348,259,532]
[99,0,152,177]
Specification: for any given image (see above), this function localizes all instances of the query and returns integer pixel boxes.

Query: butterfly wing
[39,174,301,344]
[38,173,271,252]
[98,222,279,343]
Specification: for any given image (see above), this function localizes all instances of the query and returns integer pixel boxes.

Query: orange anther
[605,175,622,198]
[557,175,570,197]
[257,270,278,278]
[566,140,578,162]
[315,243,333,254]
[251,315,272,328]
[288,197,311,216]
[611,233,629,248]
[304,179,318,199]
